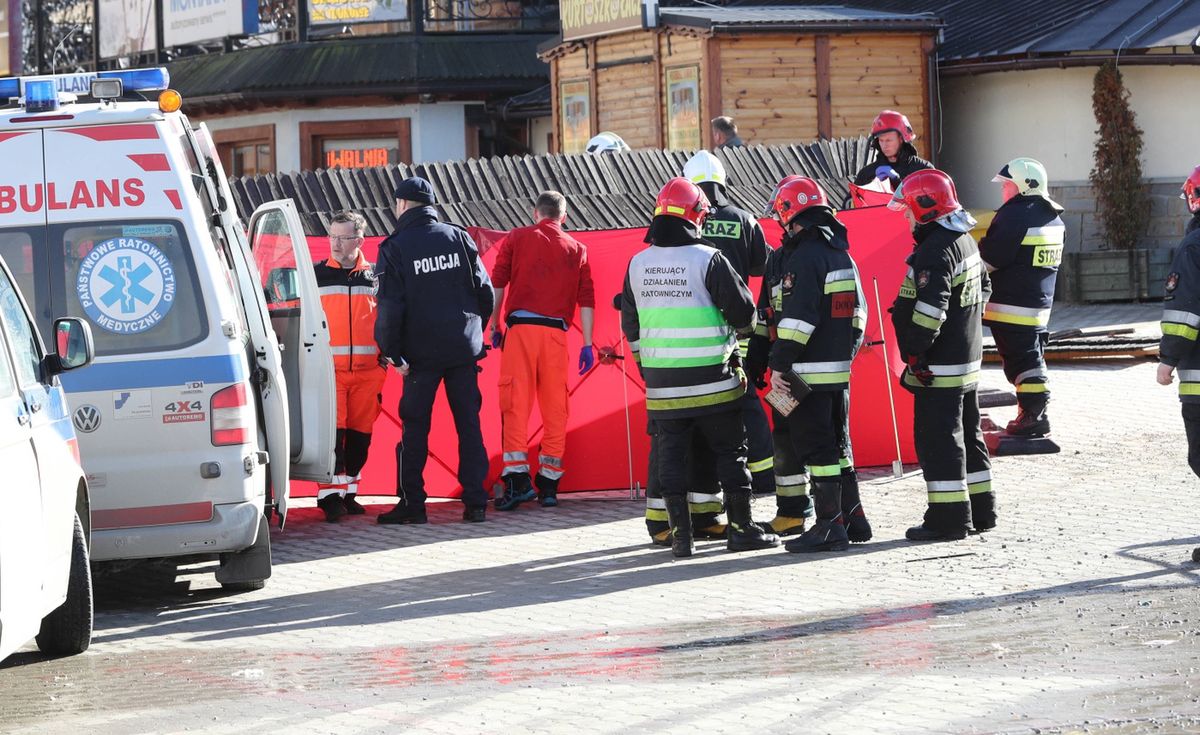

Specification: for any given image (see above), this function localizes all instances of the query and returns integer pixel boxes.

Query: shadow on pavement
[90,533,1200,647]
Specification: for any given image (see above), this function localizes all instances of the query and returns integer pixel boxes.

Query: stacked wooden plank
[230,137,875,236]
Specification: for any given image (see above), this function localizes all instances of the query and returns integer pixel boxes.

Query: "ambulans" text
[0,179,145,213]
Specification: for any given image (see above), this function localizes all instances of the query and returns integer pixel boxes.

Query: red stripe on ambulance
[63,123,159,141]
[128,153,170,172]
[164,189,182,210]
[0,132,32,143]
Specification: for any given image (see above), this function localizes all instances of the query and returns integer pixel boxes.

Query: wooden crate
[1062,250,1145,303]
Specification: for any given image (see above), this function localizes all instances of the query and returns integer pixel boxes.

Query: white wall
[938,65,1200,210]
[197,102,469,174]
[529,116,553,155]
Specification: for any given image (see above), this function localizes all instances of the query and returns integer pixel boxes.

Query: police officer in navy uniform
[375,177,495,524]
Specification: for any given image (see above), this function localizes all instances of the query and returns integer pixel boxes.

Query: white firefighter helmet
[993,156,1063,210]
[585,132,630,154]
[993,157,1051,197]
[683,150,727,187]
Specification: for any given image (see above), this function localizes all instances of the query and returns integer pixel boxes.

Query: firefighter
[888,169,994,541]
[1157,165,1200,562]
[374,177,495,525]
[684,151,775,499]
[314,211,389,522]
[979,157,1065,439]
[746,177,870,551]
[852,110,933,188]
[621,177,778,557]
[643,151,775,545]
[489,191,595,510]
[586,132,630,154]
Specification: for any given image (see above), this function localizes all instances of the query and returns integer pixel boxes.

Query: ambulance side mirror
[48,318,94,374]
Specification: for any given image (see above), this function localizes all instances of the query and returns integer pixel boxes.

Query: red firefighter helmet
[871,110,916,143]
[888,169,961,223]
[771,176,829,227]
[654,177,711,227]
[761,174,803,216]
[1182,165,1200,213]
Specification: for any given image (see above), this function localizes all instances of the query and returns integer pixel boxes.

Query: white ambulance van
[0,68,336,590]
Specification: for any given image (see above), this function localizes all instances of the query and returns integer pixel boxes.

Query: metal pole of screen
[873,277,904,478]
[620,334,637,499]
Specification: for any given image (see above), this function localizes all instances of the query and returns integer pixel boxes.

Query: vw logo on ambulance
[76,237,176,334]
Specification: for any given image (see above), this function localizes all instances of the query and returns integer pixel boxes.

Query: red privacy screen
[294,207,917,499]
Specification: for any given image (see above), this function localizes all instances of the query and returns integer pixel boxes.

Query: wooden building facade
[540,6,942,154]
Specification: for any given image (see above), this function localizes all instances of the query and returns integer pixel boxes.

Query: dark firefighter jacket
[747,220,865,392]
[978,194,1066,331]
[1160,214,1200,403]
[891,221,990,392]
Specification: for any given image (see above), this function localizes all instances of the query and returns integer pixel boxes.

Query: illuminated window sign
[322,138,398,169]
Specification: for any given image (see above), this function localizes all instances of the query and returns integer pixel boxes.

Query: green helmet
[992,157,1051,197]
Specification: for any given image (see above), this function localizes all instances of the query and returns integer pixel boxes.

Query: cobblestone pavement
[5,359,1200,734]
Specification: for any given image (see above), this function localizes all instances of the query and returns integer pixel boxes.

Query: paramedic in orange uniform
[314,211,388,522]
[489,191,596,511]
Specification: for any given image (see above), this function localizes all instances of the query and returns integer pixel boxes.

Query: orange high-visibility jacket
[315,253,380,371]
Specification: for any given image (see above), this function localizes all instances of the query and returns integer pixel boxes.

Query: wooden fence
[230,136,877,236]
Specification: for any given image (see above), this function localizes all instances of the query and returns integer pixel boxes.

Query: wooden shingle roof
[232,137,877,236]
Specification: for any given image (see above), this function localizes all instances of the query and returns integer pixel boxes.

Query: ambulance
[0,68,336,589]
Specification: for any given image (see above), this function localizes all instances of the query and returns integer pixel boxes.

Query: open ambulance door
[246,200,336,484]
[187,124,297,526]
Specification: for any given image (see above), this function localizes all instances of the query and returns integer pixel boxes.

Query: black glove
[744,353,767,389]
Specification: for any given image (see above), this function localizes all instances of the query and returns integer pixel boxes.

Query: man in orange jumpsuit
[314,211,388,522]
[489,191,595,510]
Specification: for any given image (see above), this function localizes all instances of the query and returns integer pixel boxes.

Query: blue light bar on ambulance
[96,68,171,93]
[23,80,58,113]
[0,67,170,102]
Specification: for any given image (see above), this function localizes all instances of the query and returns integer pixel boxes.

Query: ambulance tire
[36,513,93,656]
[221,579,266,592]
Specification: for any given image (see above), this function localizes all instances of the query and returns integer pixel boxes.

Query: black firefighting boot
[535,474,559,507]
[726,490,780,552]
[840,469,872,543]
[664,494,694,558]
[495,472,535,511]
[1192,547,1200,564]
[1006,392,1050,436]
[906,502,969,542]
[970,491,997,533]
[785,479,849,553]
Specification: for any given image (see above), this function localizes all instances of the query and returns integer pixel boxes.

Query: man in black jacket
[374,177,495,525]
[1157,165,1200,562]
[852,110,933,188]
[889,169,993,542]
[979,158,1065,438]
[747,177,869,552]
